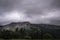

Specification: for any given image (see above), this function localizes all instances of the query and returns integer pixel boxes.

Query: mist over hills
[0,22,60,30]
[0,22,60,39]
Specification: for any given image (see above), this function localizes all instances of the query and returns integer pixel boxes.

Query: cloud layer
[0,0,60,25]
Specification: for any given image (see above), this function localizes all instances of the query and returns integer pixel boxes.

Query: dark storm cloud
[0,0,60,25]
[50,0,60,25]
[0,0,22,15]
[52,0,60,9]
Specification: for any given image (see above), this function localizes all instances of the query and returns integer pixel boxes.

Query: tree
[43,33,54,39]
[18,28,26,39]
[15,27,18,32]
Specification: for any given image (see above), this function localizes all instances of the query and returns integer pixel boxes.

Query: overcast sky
[0,0,60,25]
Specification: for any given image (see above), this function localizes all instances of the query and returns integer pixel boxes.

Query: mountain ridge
[0,22,60,31]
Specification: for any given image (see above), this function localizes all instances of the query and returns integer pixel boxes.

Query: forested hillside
[0,22,60,39]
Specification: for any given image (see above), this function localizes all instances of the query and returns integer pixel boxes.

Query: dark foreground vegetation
[0,22,60,39]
